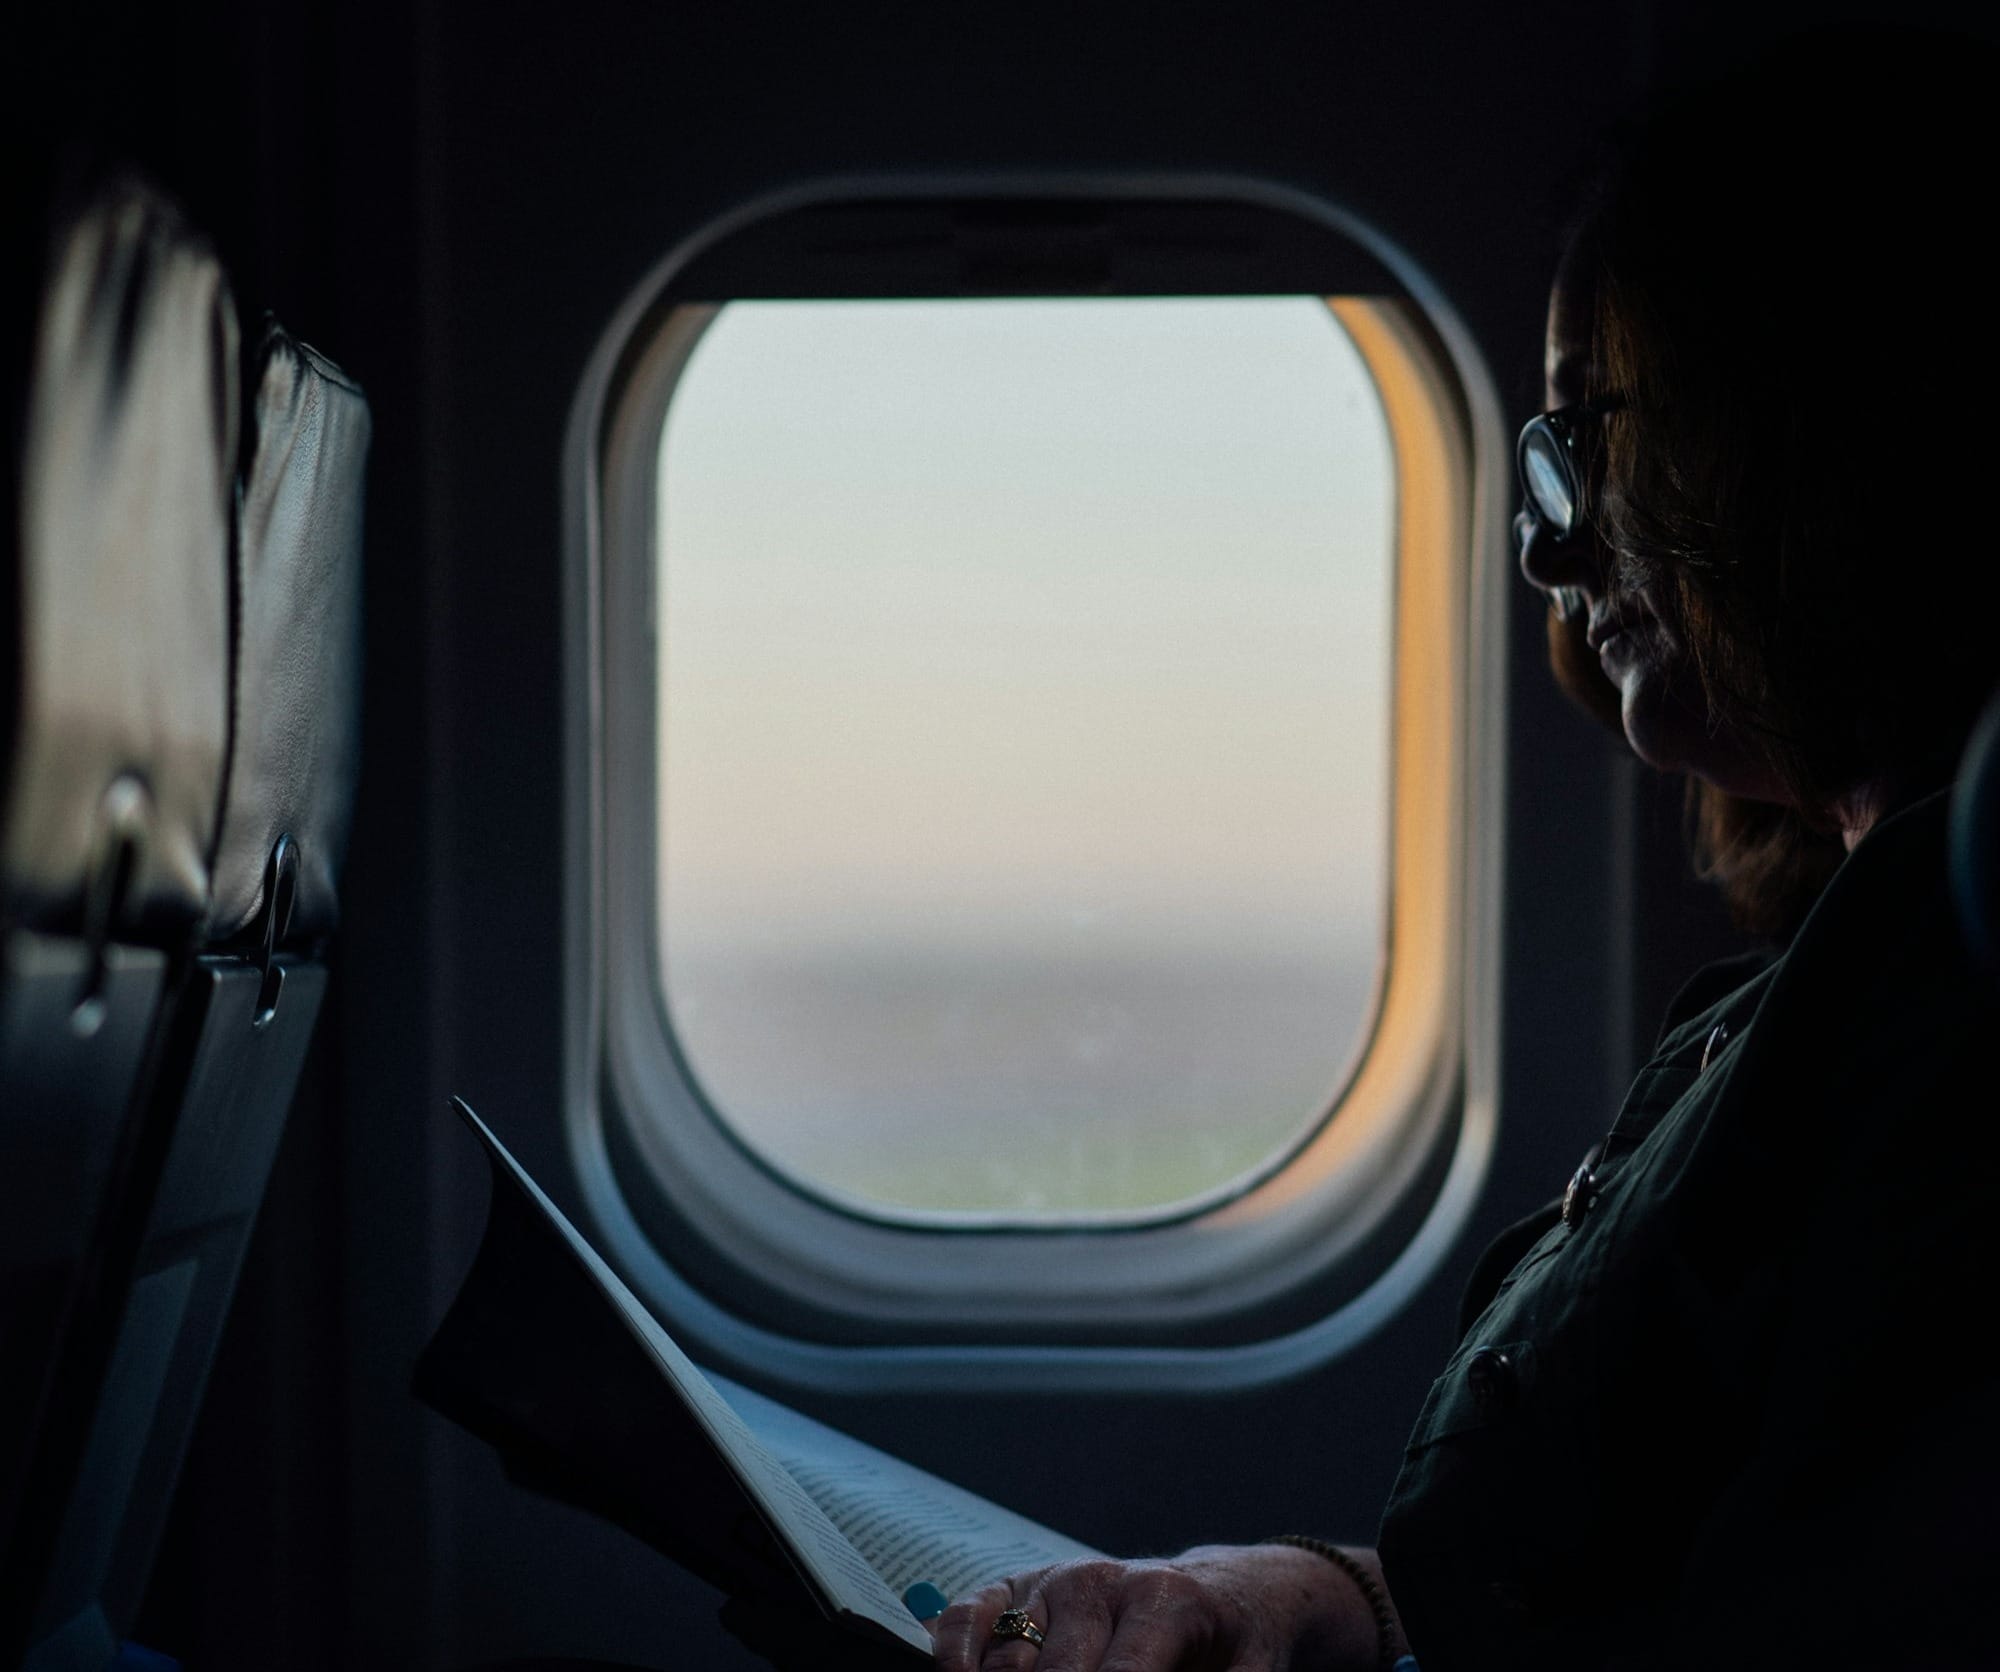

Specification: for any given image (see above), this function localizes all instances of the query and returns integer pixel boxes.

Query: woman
[934,32,2000,1672]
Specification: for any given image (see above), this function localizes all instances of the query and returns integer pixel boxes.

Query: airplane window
[584,205,1482,1355]
[653,297,1393,1221]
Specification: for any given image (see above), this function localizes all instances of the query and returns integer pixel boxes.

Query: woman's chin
[1617,671,1704,776]
[1620,679,1788,802]
[1618,711,1685,776]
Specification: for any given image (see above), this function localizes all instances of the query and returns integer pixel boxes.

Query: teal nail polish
[904,1580,949,1621]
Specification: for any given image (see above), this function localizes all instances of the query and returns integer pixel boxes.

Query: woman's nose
[1516,509,1600,606]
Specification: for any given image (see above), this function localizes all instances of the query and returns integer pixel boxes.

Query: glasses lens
[1521,428,1576,534]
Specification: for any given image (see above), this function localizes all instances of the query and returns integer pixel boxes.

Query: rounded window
[577,192,1488,1357]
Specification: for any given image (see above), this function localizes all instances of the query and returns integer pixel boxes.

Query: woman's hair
[1574,28,2000,919]
[1685,783,1847,940]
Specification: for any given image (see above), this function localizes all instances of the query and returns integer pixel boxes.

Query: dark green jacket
[1378,789,1999,1669]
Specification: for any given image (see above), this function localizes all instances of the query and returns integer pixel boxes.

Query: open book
[414,1098,1098,1663]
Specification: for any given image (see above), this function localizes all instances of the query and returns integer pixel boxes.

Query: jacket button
[1465,1345,1519,1416]
[1561,1141,1604,1227]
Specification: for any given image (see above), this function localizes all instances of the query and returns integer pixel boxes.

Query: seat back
[0,178,236,1662]
[2,183,368,1672]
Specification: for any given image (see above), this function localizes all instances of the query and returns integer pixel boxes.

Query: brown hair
[1685,786,1846,940]
[1574,29,2000,924]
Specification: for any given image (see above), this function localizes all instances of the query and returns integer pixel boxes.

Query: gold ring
[990,1607,1047,1649]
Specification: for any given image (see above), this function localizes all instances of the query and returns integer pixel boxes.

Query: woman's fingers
[932,1546,1362,1672]
[1090,1565,1226,1672]
[1032,1579,1115,1672]
[933,1558,1233,1672]
[934,1563,1124,1672]
[933,1574,1038,1672]
[982,1587,1057,1672]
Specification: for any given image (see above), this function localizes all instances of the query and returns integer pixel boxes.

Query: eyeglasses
[1516,405,1591,540]
[1515,403,1608,624]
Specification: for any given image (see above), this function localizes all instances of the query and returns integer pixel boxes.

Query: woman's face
[1518,270,1787,805]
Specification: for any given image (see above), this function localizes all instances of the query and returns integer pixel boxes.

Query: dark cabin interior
[6,1,1996,1667]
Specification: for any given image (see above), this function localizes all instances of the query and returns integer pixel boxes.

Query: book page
[720,1377,1101,1602]
[452,1101,933,1657]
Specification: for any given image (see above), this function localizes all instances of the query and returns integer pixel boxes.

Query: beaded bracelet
[1261,1535,1400,1672]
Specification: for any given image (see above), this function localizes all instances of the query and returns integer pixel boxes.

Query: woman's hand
[930,1542,1389,1672]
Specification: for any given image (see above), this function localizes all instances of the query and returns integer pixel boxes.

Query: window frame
[562,178,1509,1389]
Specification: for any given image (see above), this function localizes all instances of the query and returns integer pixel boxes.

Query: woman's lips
[1586,612,1641,652]
[1596,625,1649,679]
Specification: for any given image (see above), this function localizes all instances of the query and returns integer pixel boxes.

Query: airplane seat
[1,176,238,1665]
[1950,684,2000,971]
[1,175,369,1672]
[19,316,370,1672]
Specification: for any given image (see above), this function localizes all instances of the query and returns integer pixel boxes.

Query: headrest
[2,181,236,942]
[207,319,369,948]
[1950,686,2000,970]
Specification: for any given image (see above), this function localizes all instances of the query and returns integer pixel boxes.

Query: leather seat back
[3,175,368,1672]
[1,180,236,1653]
[4,179,234,944]
[13,315,368,1672]
[210,317,368,951]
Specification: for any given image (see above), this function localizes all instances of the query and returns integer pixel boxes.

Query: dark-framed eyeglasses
[1515,404,1591,540]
